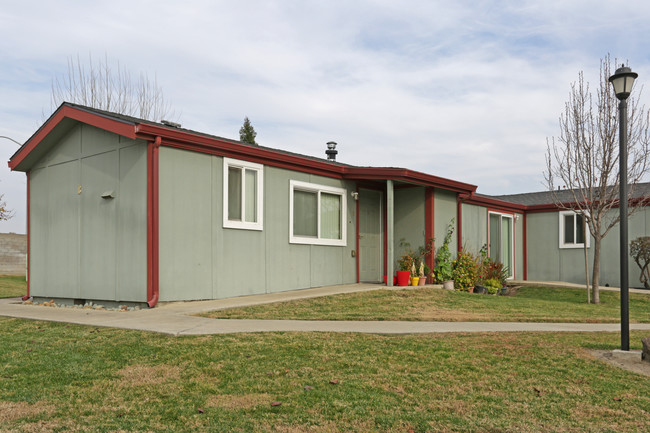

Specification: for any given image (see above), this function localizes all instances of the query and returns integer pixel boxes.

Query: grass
[0,275,26,299]
[202,286,650,323]
[1,317,649,432]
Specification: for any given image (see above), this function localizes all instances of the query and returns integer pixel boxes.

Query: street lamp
[609,64,638,351]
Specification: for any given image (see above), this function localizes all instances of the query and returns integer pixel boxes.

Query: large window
[559,211,589,248]
[223,158,263,230]
[290,180,347,246]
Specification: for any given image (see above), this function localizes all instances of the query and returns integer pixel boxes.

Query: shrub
[631,236,650,289]
[484,278,501,295]
[477,244,509,287]
[434,219,454,282]
[452,249,479,292]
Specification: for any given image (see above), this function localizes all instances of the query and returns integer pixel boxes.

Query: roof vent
[161,120,181,128]
[326,141,338,161]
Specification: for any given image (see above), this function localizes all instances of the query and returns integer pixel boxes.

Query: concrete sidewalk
[2,283,650,336]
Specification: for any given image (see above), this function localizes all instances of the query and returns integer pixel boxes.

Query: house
[12,103,646,307]
[8,103,529,306]
[493,185,650,289]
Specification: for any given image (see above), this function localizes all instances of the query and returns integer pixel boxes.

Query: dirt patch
[588,350,650,377]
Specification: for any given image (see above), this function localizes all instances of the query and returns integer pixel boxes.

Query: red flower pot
[396,271,411,286]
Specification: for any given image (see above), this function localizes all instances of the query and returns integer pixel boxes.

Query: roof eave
[8,103,138,172]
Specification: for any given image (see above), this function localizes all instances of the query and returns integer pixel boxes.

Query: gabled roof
[8,103,478,194]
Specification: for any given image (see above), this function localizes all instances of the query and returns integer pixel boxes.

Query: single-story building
[7,103,649,306]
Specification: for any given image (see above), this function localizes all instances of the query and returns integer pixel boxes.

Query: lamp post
[608,64,638,351]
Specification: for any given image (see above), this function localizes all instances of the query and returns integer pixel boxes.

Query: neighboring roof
[490,182,650,207]
[8,103,478,194]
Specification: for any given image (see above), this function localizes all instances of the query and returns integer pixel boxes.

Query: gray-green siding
[157,147,357,301]
[527,209,650,288]
[29,124,148,302]
[460,204,524,280]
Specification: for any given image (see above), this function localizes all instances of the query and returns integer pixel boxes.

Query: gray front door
[359,188,382,282]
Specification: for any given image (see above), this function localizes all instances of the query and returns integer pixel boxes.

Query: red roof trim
[9,104,137,170]
[134,123,477,192]
[463,194,526,213]
[10,105,477,193]
[342,167,476,193]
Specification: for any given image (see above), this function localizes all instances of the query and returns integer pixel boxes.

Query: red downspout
[147,137,161,307]
[21,172,31,301]
[355,186,360,283]
[424,188,435,270]
[523,213,528,280]
[456,193,465,253]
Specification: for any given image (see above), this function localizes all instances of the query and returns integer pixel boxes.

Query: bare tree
[51,54,174,122]
[545,55,650,304]
[0,193,12,221]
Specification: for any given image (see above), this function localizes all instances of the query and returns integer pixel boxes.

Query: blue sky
[2,0,650,233]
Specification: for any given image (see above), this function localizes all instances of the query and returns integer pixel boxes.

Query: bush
[484,278,501,295]
[452,249,479,292]
[477,244,509,287]
[631,236,650,289]
[434,220,454,282]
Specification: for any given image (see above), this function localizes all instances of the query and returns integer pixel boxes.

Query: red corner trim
[523,213,528,280]
[424,188,435,270]
[456,193,463,253]
[21,172,31,301]
[146,137,161,307]
[9,104,137,171]
[355,186,360,283]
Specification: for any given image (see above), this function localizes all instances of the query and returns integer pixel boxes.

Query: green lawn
[0,317,649,432]
[0,275,26,299]
[203,286,650,323]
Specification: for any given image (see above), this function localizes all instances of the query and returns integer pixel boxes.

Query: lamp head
[609,64,638,100]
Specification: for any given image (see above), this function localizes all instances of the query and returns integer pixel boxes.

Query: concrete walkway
[2,283,650,336]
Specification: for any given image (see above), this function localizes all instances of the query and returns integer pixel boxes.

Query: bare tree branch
[545,55,650,303]
[50,54,174,122]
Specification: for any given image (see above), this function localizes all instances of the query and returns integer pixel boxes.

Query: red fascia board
[9,105,137,170]
[135,123,346,179]
[136,123,479,191]
[462,194,526,213]
[342,167,477,193]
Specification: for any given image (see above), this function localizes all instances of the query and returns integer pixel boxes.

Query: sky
[2,0,650,234]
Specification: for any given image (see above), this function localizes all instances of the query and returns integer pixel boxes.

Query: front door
[358,189,382,283]
[489,212,513,278]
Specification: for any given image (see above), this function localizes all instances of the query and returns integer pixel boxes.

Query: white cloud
[2,0,650,233]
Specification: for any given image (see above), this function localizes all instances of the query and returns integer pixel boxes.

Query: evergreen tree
[239,117,258,145]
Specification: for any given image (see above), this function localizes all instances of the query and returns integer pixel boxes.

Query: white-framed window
[289,180,347,246]
[559,211,589,249]
[223,158,263,230]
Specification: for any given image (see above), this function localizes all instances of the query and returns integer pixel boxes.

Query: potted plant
[396,253,414,287]
[434,219,455,290]
[418,262,428,285]
[409,262,420,286]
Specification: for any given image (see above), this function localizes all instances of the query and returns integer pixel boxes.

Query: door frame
[488,210,514,279]
[357,187,384,283]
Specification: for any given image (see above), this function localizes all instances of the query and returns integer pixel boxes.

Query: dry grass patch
[0,401,53,423]
[207,393,272,410]
[116,363,182,386]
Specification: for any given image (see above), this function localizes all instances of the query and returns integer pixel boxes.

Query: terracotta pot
[418,276,427,285]
[396,271,411,286]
